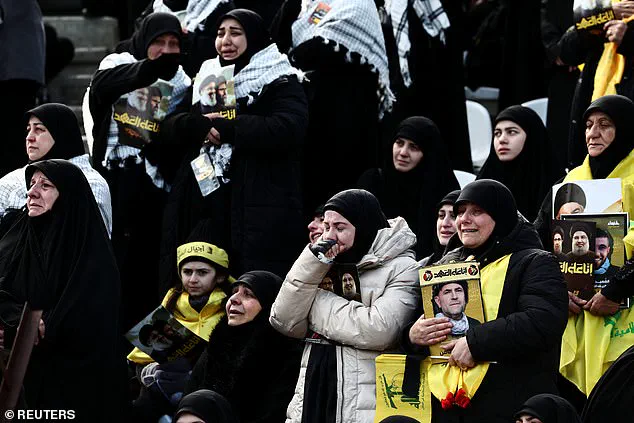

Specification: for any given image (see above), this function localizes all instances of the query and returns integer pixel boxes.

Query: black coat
[187,316,302,423]
[156,75,308,288]
[403,217,568,423]
[559,22,634,168]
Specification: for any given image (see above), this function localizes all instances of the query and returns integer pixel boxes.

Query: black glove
[210,118,236,144]
[309,239,336,258]
[141,53,181,81]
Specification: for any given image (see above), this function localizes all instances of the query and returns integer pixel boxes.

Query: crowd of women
[0,1,634,423]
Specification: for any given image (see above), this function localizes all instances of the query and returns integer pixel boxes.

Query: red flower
[441,392,454,410]
[454,389,471,409]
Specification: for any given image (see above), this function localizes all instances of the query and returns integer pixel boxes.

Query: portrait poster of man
[192,60,237,119]
[317,264,362,302]
[551,179,622,219]
[419,262,485,361]
[573,0,614,34]
[562,212,631,308]
[125,305,206,363]
[113,80,174,149]
[551,220,597,300]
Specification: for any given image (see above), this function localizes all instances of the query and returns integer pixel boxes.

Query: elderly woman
[477,105,561,221]
[358,116,460,259]
[404,179,568,423]
[187,271,301,423]
[157,9,308,290]
[0,160,121,420]
[534,94,634,314]
[270,189,420,423]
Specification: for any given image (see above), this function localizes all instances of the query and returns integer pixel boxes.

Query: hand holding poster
[419,262,485,362]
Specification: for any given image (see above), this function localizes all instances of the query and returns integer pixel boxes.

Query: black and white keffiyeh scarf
[152,0,231,32]
[198,44,304,182]
[387,0,450,87]
[292,0,395,119]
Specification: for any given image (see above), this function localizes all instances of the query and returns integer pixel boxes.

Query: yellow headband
[176,242,234,282]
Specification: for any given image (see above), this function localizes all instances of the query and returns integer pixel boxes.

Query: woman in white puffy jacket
[270,189,420,423]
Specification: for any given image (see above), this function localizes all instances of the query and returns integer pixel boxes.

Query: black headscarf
[371,117,459,258]
[215,9,273,74]
[514,394,581,423]
[129,12,182,60]
[582,94,634,179]
[454,179,518,256]
[324,189,389,264]
[478,105,560,221]
[232,270,282,315]
[26,103,85,162]
[174,389,237,423]
[0,159,121,418]
[426,189,461,264]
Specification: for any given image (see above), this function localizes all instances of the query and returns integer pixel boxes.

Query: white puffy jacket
[270,217,420,423]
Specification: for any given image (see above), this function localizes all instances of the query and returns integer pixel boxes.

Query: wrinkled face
[308,215,325,244]
[27,170,60,217]
[493,120,527,162]
[147,33,180,60]
[571,230,589,256]
[180,261,220,297]
[216,18,247,60]
[205,81,217,97]
[434,283,466,320]
[436,204,457,246]
[176,413,204,423]
[595,236,611,267]
[585,111,616,157]
[553,233,563,254]
[25,116,55,161]
[556,202,584,219]
[392,138,423,172]
[226,284,262,326]
[322,210,356,254]
[515,415,543,423]
[455,202,496,249]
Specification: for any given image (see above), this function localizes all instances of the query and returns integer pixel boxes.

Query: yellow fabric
[127,287,226,364]
[428,255,511,402]
[591,3,634,100]
[560,309,634,395]
[176,242,235,282]
[374,354,432,423]
[560,151,634,393]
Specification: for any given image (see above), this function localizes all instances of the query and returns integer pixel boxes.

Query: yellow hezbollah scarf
[428,255,511,405]
[560,152,634,394]
[128,286,226,365]
[592,2,634,100]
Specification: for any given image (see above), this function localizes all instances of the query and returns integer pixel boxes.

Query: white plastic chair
[521,97,548,125]
[454,170,476,188]
[466,100,492,173]
[464,86,500,101]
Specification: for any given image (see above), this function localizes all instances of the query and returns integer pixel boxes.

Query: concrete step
[48,71,92,106]
[43,16,119,50]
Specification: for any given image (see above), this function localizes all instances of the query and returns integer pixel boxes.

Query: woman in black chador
[0,160,122,420]
[358,116,459,258]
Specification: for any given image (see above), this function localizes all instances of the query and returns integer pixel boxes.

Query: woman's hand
[584,292,620,316]
[605,20,628,45]
[205,127,222,145]
[408,315,453,346]
[568,291,587,315]
[446,337,476,370]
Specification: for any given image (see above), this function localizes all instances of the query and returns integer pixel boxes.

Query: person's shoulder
[467,315,482,326]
